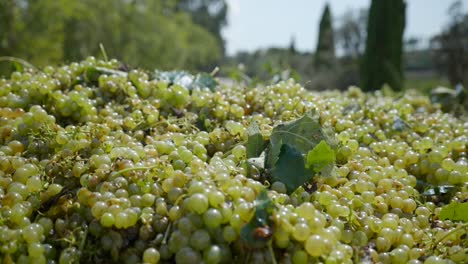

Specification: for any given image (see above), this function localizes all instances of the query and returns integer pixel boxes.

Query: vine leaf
[84,66,127,84]
[270,144,313,194]
[264,110,337,194]
[306,140,335,175]
[153,70,217,91]
[266,109,336,168]
[194,72,218,90]
[246,122,266,158]
[241,190,274,248]
[439,202,468,222]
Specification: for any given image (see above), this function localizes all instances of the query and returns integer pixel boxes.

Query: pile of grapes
[0,57,467,264]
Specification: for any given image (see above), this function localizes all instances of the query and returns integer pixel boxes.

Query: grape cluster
[0,58,467,264]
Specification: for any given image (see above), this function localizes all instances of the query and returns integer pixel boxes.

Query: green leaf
[393,117,409,132]
[266,110,336,168]
[270,144,314,194]
[430,86,465,112]
[306,140,336,174]
[422,185,456,196]
[84,66,127,84]
[246,122,266,158]
[241,190,274,248]
[247,152,265,170]
[152,70,217,91]
[13,61,24,72]
[194,72,218,90]
[253,190,274,224]
[439,202,468,222]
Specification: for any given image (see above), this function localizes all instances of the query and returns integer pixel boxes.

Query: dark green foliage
[0,0,225,76]
[361,0,406,91]
[241,190,274,248]
[246,122,266,159]
[270,144,312,194]
[177,0,228,56]
[314,4,336,71]
[265,111,337,194]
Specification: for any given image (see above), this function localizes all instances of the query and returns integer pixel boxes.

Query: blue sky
[223,0,468,55]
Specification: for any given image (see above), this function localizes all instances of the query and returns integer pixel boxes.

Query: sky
[223,0,468,55]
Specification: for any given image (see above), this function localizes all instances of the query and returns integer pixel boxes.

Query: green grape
[100,212,115,227]
[271,181,287,194]
[203,245,222,264]
[292,222,311,242]
[208,191,225,208]
[175,247,201,264]
[0,60,466,263]
[143,247,160,264]
[305,235,331,257]
[296,202,315,220]
[423,256,445,264]
[187,193,209,214]
[203,208,223,229]
[190,229,211,251]
[28,242,45,257]
[222,225,237,243]
[292,249,308,264]
[169,230,189,253]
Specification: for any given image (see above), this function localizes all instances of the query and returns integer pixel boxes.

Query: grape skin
[0,59,466,263]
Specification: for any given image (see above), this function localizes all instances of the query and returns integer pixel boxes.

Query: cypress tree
[289,35,296,54]
[314,4,336,71]
[361,0,406,91]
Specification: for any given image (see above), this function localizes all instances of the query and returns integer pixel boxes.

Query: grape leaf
[422,185,456,196]
[247,151,265,170]
[84,66,127,84]
[306,140,336,174]
[194,72,218,90]
[393,117,408,132]
[270,144,314,194]
[153,70,217,91]
[246,122,266,158]
[439,202,468,222]
[266,109,336,168]
[241,190,274,248]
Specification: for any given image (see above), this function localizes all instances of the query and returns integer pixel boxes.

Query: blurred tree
[177,0,227,54]
[430,0,468,86]
[0,0,224,76]
[314,4,336,71]
[0,0,64,69]
[0,0,18,57]
[404,37,420,52]
[289,35,296,54]
[361,0,406,91]
[335,8,367,59]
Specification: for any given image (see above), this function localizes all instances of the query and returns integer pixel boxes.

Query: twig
[267,242,278,264]
[99,43,108,62]
[0,56,37,70]
[433,223,468,250]
[111,165,159,178]
[162,223,172,245]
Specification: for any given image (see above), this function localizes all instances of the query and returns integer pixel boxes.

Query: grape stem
[112,165,159,178]
[162,223,172,245]
[99,43,108,62]
[79,225,88,256]
[267,241,278,264]
[432,223,468,250]
[0,56,37,70]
